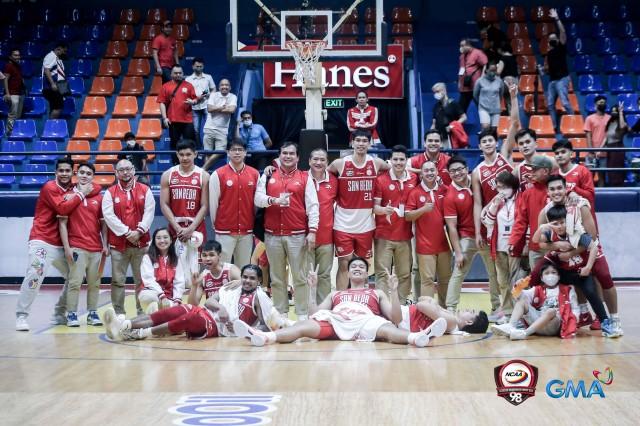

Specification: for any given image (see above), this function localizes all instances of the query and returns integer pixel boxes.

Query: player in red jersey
[160,139,210,287]
[512,128,540,192]
[327,130,390,290]
[552,139,596,223]
[234,257,447,347]
[188,240,241,306]
[104,264,273,340]
[408,129,452,186]
[16,157,100,331]
[399,296,488,334]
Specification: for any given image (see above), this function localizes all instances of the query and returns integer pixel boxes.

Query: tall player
[408,130,452,185]
[552,139,596,222]
[160,139,210,286]
[327,130,390,290]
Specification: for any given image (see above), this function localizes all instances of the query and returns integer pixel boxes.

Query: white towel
[217,285,278,336]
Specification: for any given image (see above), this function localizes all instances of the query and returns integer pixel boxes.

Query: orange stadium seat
[137,119,163,139]
[141,96,161,117]
[133,41,153,58]
[104,119,132,140]
[507,23,529,39]
[97,59,121,77]
[94,163,116,187]
[119,9,140,25]
[139,139,155,161]
[80,96,108,117]
[511,38,533,55]
[364,7,376,23]
[569,137,589,159]
[519,75,544,94]
[392,23,414,35]
[560,115,586,137]
[504,6,526,22]
[112,96,139,117]
[556,93,581,114]
[127,59,151,77]
[392,37,413,53]
[140,24,161,41]
[476,6,498,24]
[67,140,91,162]
[88,77,115,96]
[145,8,167,24]
[149,76,163,95]
[72,119,100,140]
[172,24,190,41]
[531,6,552,22]
[105,41,128,59]
[535,22,557,40]
[96,140,122,163]
[112,24,134,41]
[523,94,549,115]
[173,8,195,24]
[528,115,555,137]
[536,138,557,157]
[517,55,538,74]
[120,77,145,96]
[392,7,413,23]
[497,116,512,139]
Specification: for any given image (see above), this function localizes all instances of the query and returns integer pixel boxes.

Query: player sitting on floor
[491,262,579,340]
[399,297,489,335]
[234,257,447,347]
[188,240,241,306]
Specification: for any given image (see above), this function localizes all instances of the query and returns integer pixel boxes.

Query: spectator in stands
[584,95,610,186]
[457,38,487,112]
[158,65,198,165]
[118,132,149,185]
[203,79,237,169]
[347,91,381,147]
[431,83,467,149]
[235,110,273,171]
[480,23,507,64]
[3,48,25,135]
[496,42,518,115]
[185,58,216,149]
[102,159,155,316]
[602,103,629,187]
[42,42,68,119]
[153,20,179,83]
[544,8,573,132]
[473,62,503,131]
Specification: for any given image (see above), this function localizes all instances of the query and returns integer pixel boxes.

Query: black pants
[561,272,608,322]
[458,91,474,113]
[161,67,172,83]
[169,122,196,164]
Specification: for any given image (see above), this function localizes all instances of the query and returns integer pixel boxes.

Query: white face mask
[542,273,560,287]
[243,119,252,127]
[126,140,136,147]
[499,188,514,198]
[459,47,465,54]
[434,92,444,101]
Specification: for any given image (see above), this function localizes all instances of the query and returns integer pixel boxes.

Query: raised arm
[471,169,485,248]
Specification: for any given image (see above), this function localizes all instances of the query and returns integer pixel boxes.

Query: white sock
[611,313,619,320]
[579,304,589,314]
[122,320,132,331]
[524,327,535,336]
[141,328,153,338]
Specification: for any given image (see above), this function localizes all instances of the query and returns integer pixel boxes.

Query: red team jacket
[211,164,259,235]
[106,181,152,251]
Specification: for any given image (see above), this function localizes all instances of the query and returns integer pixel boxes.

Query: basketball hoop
[285,39,327,85]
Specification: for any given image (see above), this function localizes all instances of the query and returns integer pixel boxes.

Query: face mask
[126,140,136,147]
[596,104,606,112]
[610,113,619,120]
[434,92,444,101]
[486,72,496,80]
[499,188,513,198]
[542,273,560,287]
[459,47,465,54]
[549,40,559,47]
[243,119,252,127]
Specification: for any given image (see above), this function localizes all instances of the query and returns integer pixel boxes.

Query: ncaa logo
[269,178,276,184]
[191,179,198,185]
[171,178,179,185]
[494,359,538,406]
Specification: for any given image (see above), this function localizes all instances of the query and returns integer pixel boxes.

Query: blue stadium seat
[19,60,34,78]
[39,8,62,25]
[633,56,640,73]
[22,97,47,118]
[578,74,603,93]
[631,138,640,158]
[597,38,622,55]
[84,25,109,42]
[583,94,607,114]
[572,54,596,74]
[57,25,78,42]
[61,98,77,118]
[0,101,7,117]
[0,141,26,163]
[567,37,592,56]
[74,41,101,58]
[68,59,93,78]
[32,141,60,163]
[591,22,615,39]
[619,21,638,39]
[41,119,69,140]
[602,55,627,73]
[624,38,640,56]
[1,25,24,42]
[31,25,52,42]
[0,164,16,188]
[560,5,582,22]
[28,77,43,96]
[567,22,589,39]
[8,120,37,140]
[588,5,610,22]
[20,42,45,60]
[66,8,83,24]
[12,8,30,25]
[20,164,49,187]
[608,74,634,93]
[616,4,632,21]
[0,121,4,138]
[617,94,640,113]
[627,114,640,131]
[68,77,85,97]
[90,9,113,25]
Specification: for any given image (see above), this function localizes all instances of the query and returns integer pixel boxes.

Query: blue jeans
[192,109,207,149]
[547,76,573,129]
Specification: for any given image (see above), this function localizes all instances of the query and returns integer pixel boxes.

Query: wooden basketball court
[2,284,639,425]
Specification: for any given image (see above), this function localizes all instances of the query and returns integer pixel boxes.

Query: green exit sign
[323,98,344,108]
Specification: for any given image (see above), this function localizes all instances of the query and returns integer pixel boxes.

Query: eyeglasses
[116,167,134,173]
[448,167,467,175]
[228,148,245,152]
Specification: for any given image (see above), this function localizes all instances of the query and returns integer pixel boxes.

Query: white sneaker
[413,317,447,347]
[233,319,268,346]
[490,323,514,338]
[103,307,123,341]
[16,316,29,332]
[121,328,147,340]
[509,329,528,340]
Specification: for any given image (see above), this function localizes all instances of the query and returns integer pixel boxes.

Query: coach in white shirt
[203,79,237,169]
[185,57,216,149]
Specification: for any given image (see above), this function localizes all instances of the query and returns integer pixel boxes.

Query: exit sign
[323,98,344,108]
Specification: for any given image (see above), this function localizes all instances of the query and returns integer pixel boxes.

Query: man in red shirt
[373,145,418,303]
[406,161,451,308]
[57,162,109,327]
[16,158,98,331]
[2,47,25,135]
[308,148,338,303]
[458,38,488,112]
[408,130,452,186]
[209,139,259,268]
[157,65,197,164]
[255,142,319,320]
[552,139,596,221]
[152,20,179,83]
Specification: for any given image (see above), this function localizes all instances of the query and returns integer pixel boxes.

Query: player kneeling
[234,257,447,347]
[399,297,488,335]
[491,262,579,340]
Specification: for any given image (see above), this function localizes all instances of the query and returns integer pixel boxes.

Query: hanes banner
[263,44,404,99]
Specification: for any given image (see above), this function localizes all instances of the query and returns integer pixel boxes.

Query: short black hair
[356,90,368,98]
[77,161,95,173]
[352,130,372,140]
[461,311,489,334]
[192,57,204,65]
[423,129,441,141]
[9,47,20,55]
[496,170,519,192]
[171,64,183,72]
[540,261,560,276]
[547,204,568,222]
[202,240,222,254]
[478,128,497,141]
[176,139,197,152]
[240,110,252,117]
[123,132,136,141]
[552,138,573,152]
[546,174,566,188]
[54,42,68,50]
[594,94,607,103]
[241,264,263,280]
[309,147,328,158]
[447,155,467,170]
[280,141,299,154]
[391,145,407,157]
[348,256,369,270]
[56,157,74,170]
[515,128,537,142]
[227,138,246,151]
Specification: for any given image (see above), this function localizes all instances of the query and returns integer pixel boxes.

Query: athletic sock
[407,332,427,347]
[140,328,153,338]
[579,304,589,314]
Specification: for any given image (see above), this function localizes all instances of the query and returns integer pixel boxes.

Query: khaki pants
[309,243,334,304]
[203,128,228,151]
[16,240,69,318]
[445,237,499,312]
[417,251,453,308]
[216,233,253,268]
[64,248,102,313]
[529,249,546,271]
[495,251,526,315]
[110,246,146,315]
[265,233,308,315]
[374,239,412,303]
[7,95,24,134]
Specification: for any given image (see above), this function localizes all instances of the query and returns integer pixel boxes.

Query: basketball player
[552,139,596,222]
[328,130,391,290]
[234,257,447,347]
[399,296,489,334]
[407,129,452,185]
[188,240,241,306]
[160,139,210,286]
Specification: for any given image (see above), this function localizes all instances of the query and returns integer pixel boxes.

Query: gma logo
[545,379,606,398]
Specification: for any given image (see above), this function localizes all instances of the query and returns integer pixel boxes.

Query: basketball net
[285,39,327,85]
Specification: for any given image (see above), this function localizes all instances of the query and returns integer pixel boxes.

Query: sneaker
[509,329,528,340]
[487,310,505,323]
[233,319,270,346]
[601,318,622,338]
[121,328,147,340]
[589,318,601,330]
[87,310,103,326]
[50,313,67,325]
[103,307,122,341]
[577,312,593,328]
[66,312,80,327]
[613,318,624,336]
[490,323,514,338]
[413,317,447,347]
[16,316,29,332]
[496,315,510,325]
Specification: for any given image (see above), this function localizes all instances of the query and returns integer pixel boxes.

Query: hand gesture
[423,202,435,212]
[508,83,518,97]
[454,251,464,269]
[305,232,316,251]
[263,165,276,177]
[385,267,399,291]
[382,202,395,216]
[549,8,558,20]
[191,271,204,288]
[307,263,319,289]
[218,306,230,324]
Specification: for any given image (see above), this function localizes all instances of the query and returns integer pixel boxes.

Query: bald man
[203,78,237,169]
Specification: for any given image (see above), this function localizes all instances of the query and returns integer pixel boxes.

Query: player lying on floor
[399,297,488,335]
[491,262,579,340]
[234,257,448,347]
[103,264,279,341]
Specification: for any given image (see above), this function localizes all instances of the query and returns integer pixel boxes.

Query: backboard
[228,0,386,62]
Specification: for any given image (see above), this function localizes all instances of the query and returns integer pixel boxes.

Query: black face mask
[610,113,619,119]
[596,104,607,112]
[549,40,559,47]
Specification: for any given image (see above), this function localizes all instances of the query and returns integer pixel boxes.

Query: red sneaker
[577,312,593,328]
[590,318,601,330]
